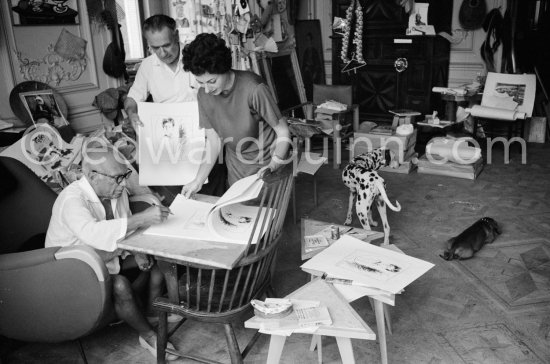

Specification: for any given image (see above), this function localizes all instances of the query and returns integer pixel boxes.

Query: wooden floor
[3,142,550,363]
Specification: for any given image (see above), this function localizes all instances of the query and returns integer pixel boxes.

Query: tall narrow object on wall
[101,6,127,79]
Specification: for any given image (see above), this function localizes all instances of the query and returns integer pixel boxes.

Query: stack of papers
[301,235,434,302]
[251,299,332,334]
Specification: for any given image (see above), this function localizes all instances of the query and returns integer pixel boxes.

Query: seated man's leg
[111,274,155,341]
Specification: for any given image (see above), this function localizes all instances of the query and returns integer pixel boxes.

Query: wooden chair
[153,163,294,364]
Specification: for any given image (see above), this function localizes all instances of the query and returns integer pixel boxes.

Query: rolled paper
[426,137,481,165]
[466,105,526,120]
[432,87,467,96]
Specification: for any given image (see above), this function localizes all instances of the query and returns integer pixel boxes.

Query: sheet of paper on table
[297,152,327,175]
[301,235,434,294]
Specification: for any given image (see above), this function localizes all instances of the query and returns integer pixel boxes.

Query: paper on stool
[466,105,526,120]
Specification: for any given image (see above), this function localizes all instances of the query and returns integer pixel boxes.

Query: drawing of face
[162,118,176,137]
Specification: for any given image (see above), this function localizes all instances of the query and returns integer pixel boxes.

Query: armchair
[0,156,115,349]
[0,156,159,359]
[283,84,359,168]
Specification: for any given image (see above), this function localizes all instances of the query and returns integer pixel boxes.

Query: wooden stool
[308,244,405,364]
[245,279,375,364]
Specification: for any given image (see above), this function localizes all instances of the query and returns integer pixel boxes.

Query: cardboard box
[526,117,546,143]
[380,152,418,174]
[351,129,417,163]
[417,155,484,180]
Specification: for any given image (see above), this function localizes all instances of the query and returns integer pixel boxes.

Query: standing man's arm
[124,97,143,128]
[124,64,150,130]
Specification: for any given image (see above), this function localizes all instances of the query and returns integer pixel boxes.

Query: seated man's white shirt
[45,177,130,274]
[128,44,197,103]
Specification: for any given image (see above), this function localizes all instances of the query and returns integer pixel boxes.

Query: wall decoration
[11,0,80,26]
[14,28,87,86]
[294,20,325,101]
[19,89,68,127]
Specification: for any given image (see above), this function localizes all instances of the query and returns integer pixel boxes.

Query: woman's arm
[266,117,292,172]
[181,128,221,198]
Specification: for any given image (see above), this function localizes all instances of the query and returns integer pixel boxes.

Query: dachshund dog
[441,217,501,260]
[342,148,401,245]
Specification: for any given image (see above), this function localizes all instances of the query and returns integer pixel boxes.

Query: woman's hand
[256,166,273,179]
[181,179,203,199]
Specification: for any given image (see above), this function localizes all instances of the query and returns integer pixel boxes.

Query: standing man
[124,14,226,197]
[45,146,179,360]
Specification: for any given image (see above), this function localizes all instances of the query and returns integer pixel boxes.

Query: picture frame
[11,0,80,26]
[294,20,326,101]
[257,49,307,115]
[406,2,435,35]
[19,90,69,127]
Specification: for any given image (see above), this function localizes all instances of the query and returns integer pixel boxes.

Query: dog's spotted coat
[342,148,401,245]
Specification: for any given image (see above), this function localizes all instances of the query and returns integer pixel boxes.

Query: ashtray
[251,298,293,319]
[253,306,293,319]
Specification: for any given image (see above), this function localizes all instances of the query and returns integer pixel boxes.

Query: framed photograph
[406,3,435,35]
[294,20,326,101]
[19,90,69,127]
[11,0,80,26]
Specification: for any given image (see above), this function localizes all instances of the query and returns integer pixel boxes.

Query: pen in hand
[153,204,174,215]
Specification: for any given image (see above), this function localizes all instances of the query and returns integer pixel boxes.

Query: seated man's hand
[134,253,153,271]
[141,205,171,224]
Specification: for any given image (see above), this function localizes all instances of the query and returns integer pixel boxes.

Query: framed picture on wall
[294,20,326,101]
[11,0,80,26]
[19,90,69,127]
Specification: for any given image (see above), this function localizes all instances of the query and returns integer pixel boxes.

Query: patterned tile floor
[3,143,550,363]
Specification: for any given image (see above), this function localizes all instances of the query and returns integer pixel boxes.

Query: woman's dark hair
[182,33,232,76]
[143,14,176,33]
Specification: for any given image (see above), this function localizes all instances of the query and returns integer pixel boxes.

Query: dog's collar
[481,217,491,223]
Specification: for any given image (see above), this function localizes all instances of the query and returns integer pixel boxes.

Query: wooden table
[119,195,246,270]
[245,279,376,364]
[119,194,248,311]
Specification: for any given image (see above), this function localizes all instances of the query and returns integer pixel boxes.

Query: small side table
[245,279,376,364]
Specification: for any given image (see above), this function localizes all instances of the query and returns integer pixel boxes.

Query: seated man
[45,146,179,360]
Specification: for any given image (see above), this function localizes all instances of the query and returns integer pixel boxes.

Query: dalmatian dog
[342,148,401,245]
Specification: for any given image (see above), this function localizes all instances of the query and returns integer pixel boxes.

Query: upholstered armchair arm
[0,245,114,343]
[129,193,162,214]
[129,193,162,206]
